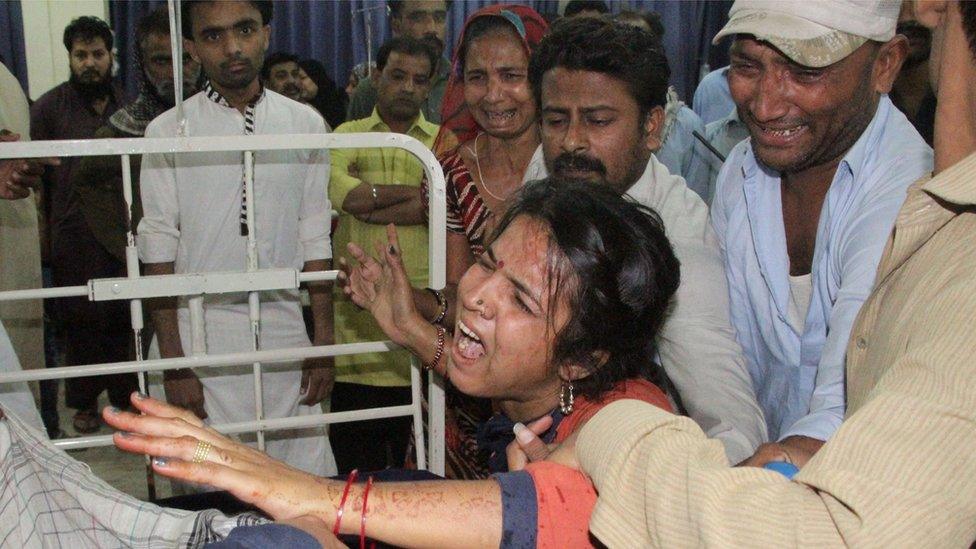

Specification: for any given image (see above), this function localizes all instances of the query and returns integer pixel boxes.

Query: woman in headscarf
[405,5,549,479]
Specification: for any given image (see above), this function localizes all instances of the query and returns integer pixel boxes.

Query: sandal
[72,409,100,434]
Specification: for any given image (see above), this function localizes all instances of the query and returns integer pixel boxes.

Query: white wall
[22,0,110,100]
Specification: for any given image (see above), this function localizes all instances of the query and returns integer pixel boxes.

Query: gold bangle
[426,288,447,325]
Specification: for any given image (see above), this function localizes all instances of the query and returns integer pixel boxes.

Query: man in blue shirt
[710,0,933,467]
[692,65,734,125]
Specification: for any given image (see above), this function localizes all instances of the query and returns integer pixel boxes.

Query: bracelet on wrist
[333,469,359,536]
[426,288,447,325]
[424,326,446,371]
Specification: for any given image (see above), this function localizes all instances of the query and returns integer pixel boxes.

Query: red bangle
[333,469,359,536]
[360,475,375,549]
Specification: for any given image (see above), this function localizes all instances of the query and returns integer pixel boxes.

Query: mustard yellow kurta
[329,109,440,386]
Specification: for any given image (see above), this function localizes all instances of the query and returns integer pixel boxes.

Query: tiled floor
[48,382,174,501]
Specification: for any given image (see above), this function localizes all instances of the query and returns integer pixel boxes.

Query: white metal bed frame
[0,132,448,476]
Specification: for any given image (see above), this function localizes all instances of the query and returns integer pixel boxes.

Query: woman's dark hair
[298,59,348,129]
[962,1,976,61]
[489,178,680,400]
[63,16,113,52]
[457,15,525,75]
[528,16,670,122]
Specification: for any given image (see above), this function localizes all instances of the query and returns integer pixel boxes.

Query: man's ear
[873,35,909,94]
[390,16,403,38]
[260,24,271,50]
[643,105,665,153]
[183,38,200,64]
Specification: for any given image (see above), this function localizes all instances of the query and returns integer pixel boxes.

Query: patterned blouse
[422,148,493,256]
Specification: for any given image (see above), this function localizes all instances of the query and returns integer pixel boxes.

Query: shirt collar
[202,80,265,109]
[920,152,976,206]
[367,107,437,138]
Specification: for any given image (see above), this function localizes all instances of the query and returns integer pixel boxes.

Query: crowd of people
[0,0,974,546]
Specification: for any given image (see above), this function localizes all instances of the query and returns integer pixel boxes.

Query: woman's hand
[103,392,340,523]
[506,416,581,472]
[337,224,426,348]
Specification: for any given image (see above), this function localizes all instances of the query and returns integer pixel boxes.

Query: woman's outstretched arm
[104,394,503,548]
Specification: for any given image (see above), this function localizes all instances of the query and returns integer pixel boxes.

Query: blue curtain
[108,0,729,103]
[0,0,29,95]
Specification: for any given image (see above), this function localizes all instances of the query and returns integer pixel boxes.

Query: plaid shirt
[0,408,267,548]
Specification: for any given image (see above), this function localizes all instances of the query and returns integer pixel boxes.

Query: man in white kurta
[137,82,336,475]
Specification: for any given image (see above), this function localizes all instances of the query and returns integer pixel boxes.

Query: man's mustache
[552,153,606,176]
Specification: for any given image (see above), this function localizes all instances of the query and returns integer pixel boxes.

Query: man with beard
[30,16,124,434]
[69,7,202,389]
[708,0,932,468]
[347,0,451,123]
[892,1,937,145]
[260,52,304,104]
[327,37,450,472]
[520,17,768,465]
[138,0,336,476]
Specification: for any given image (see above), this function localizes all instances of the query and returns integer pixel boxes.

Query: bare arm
[353,190,425,226]
[106,395,504,548]
[299,259,335,405]
[342,182,419,216]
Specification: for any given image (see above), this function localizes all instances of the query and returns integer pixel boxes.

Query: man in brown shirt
[29,16,130,434]
[565,2,976,545]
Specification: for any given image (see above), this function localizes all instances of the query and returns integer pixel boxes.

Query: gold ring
[191,440,213,463]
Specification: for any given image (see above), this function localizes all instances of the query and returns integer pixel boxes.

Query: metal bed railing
[0,133,447,477]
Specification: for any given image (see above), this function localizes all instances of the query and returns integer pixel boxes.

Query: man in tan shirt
[566,1,976,546]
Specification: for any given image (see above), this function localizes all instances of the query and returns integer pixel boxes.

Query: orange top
[527,378,672,548]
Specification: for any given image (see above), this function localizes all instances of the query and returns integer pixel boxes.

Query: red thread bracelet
[360,475,375,549]
[333,468,359,536]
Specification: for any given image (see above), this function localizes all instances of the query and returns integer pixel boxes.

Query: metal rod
[410,357,426,470]
[166,0,186,136]
[244,150,265,450]
[0,341,400,384]
[692,130,727,163]
[121,153,156,500]
[53,404,416,451]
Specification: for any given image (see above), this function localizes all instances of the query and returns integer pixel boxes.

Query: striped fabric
[421,149,492,256]
[575,153,976,547]
[201,81,261,236]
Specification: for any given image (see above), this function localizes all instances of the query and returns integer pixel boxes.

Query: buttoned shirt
[701,107,751,204]
[692,65,734,126]
[329,108,440,386]
[710,96,933,442]
[576,151,976,548]
[524,147,767,464]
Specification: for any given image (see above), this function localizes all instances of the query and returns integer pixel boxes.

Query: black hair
[298,58,348,128]
[489,178,680,400]
[136,7,172,58]
[615,10,665,47]
[376,37,438,78]
[182,1,273,40]
[528,16,670,122]
[63,16,113,52]
[962,1,976,61]
[260,51,300,81]
[563,0,609,18]
[387,0,453,19]
[456,14,525,75]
